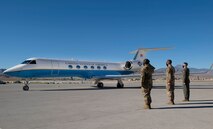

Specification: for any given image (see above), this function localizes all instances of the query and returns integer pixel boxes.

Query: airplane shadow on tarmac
[35,86,213,109]
[154,105,213,110]
[153,85,213,89]
[36,86,141,91]
[154,100,213,110]
[35,84,213,91]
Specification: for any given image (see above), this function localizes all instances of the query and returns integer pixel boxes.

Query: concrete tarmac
[0,81,213,129]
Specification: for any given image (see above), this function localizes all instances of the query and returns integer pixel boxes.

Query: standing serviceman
[141,58,155,109]
[166,59,176,105]
[182,62,190,101]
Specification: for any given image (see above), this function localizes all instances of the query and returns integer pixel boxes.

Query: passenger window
[68,65,73,69]
[84,66,88,69]
[91,66,94,69]
[97,66,101,70]
[30,60,36,64]
[76,65,81,69]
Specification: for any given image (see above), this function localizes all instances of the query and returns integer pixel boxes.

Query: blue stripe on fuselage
[5,69,134,79]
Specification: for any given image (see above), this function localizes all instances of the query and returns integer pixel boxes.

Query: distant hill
[155,65,210,74]
[0,69,6,74]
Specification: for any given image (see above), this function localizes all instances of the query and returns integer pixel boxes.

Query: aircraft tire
[117,83,124,88]
[23,85,29,91]
[97,82,104,88]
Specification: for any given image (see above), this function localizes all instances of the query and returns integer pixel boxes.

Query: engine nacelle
[123,60,143,70]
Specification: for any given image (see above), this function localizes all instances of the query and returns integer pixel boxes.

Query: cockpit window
[21,60,36,64]
[30,60,36,64]
[22,60,31,64]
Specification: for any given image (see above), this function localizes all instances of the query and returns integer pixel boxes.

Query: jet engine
[123,60,142,70]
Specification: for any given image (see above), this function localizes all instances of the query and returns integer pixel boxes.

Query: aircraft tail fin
[207,64,213,74]
[130,47,172,61]
[210,64,213,70]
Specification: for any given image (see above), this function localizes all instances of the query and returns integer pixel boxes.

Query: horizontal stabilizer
[130,47,172,61]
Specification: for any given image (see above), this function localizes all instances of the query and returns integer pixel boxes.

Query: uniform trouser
[183,83,190,100]
[166,84,175,102]
[142,87,152,105]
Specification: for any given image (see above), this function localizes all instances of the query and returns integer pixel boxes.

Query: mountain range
[0,69,6,74]
[155,65,212,74]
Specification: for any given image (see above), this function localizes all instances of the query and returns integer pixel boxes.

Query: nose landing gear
[23,81,30,91]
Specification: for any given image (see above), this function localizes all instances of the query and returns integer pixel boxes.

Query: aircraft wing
[93,73,168,80]
[93,74,141,80]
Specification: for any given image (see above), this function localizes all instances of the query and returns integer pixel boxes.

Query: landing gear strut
[117,79,124,88]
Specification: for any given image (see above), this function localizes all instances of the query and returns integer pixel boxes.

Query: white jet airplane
[3,48,170,91]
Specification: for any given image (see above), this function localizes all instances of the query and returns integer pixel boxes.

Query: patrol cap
[183,62,188,66]
[166,59,172,64]
[143,58,150,65]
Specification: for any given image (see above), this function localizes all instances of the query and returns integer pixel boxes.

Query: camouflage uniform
[182,66,190,101]
[166,64,175,104]
[141,63,155,109]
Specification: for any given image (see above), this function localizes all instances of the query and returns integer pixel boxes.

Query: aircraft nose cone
[3,69,13,76]
[3,69,10,74]
[3,68,21,77]
[3,64,24,77]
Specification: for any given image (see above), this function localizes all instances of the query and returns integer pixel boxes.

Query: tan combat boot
[167,101,175,105]
[182,99,189,102]
[144,104,151,109]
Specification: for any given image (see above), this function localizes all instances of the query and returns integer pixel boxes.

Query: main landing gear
[95,79,124,88]
[97,82,104,88]
[117,79,124,88]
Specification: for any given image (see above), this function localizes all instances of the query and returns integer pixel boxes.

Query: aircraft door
[51,61,59,75]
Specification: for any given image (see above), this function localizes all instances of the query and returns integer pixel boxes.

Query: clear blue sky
[0,0,213,69]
